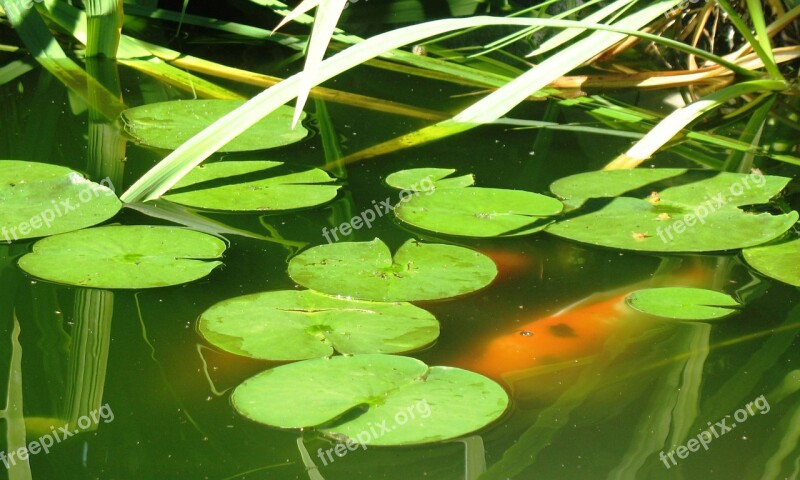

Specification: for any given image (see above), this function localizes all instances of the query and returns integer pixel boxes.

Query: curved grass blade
[604,80,787,169]
[527,0,636,56]
[126,4,774,203]
[284,0,348,127]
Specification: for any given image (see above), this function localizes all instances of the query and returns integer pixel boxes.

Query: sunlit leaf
[18,226,225,288]
[163,161,340,211]
[626,287,741,320]
[743,238,800,287]
[120,100,307,151]
[395,187,562,237]
[385,168,474,191]
[288,238,497,301]
[232,354,508,445]
[547,169,798,252]
[0,161,120,242]
[199,290,439,360]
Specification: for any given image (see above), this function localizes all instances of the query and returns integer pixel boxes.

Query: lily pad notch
[288,238,498,302]
[231,354,509,446]
[389,168,564,237]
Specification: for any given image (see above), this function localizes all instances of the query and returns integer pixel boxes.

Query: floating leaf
[232,354,508,445]
[162,161,340,211]
[0,161,121,242]
[550,168,686,208]
[743,238,800,286]
[199,290,439,360]
[547,169,797,252]
[395,187,563,237]
[120,100,308,151]
[288,238,496,302]
[18,226,225,289]
[626,287,741,320]
[385,168,474,191]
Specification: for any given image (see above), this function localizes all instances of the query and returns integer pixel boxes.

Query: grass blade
[336,1,683,166]
[287,0,348,126]
[605,79,787,169]
[84,0,122,57]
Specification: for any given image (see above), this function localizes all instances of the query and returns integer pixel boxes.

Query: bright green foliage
[0,161,120,242]
[199,289,439,360]
[385,168,475,191]
[547,169,797,252]
[626,287,741,320]
[743,239,800,287]
[288,238,497,301]
[395,187,563,237]
[120,100,308,151]
[232,354,509,445]
[163,161,340,211]
[18,225,225,288]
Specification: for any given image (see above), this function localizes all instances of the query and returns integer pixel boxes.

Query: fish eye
[519,330,534,336]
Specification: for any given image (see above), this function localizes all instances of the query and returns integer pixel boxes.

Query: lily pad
[18,225,225,289]
[231,354,508,445]
[550,168,686,208]
[386,168,474,191]
[626,287,741,320]
[547,169,797,252]
[395,187,563,237]
[743,238,800,286]
[0,161,121,242]
[162,161,340,211]
[120,100,307,151]
[287,238,497,302]
[199,290,439,360]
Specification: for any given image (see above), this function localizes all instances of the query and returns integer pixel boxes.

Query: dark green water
[1,21,799,480]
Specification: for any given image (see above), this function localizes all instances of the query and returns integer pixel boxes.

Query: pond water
[1,6,799,480]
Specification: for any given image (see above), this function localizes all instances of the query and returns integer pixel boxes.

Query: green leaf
[385,168,474,191]
[18,225,225,289]
[199,290,439,360]
[0,161,121,242]
[162,161,340,211]
[288,238,497,301]
[625,287,741,320]
[743,238,800,287]
[120,100,308,151]
[395,187,563,237]
[547,169,798,252]
[550,168,687,209]
[231,354,508,445]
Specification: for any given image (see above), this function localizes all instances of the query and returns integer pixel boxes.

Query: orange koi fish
[453,266,710,383]
[479,248,541,282]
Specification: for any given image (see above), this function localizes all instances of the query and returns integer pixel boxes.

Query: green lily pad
[743,238,800,286]
[231,354,508,445]
[551,168,687,209]
[18,225,225,289]
[0,161,121,242]
[547,169,797,252]
[395,187,563,237]
[120,100,307,151]
[626,287,741,320]
[199,290,439,360]
[288,239,497,302]
[385,168,474,191]
[162,161,340,211]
